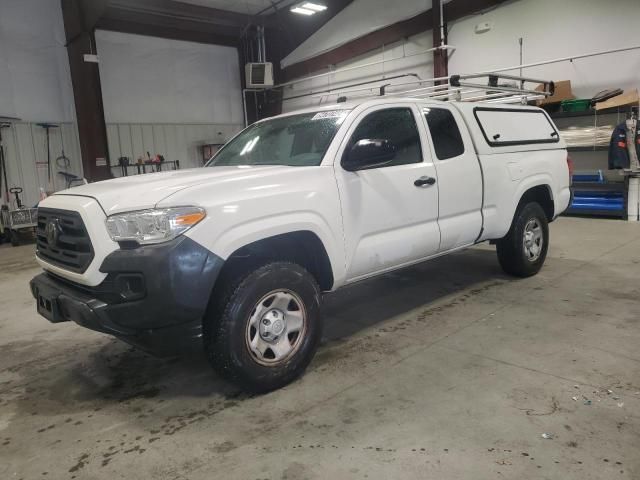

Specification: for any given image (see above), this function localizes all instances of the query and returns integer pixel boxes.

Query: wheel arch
[214,230,335,294]
[487,180,555,242]
[517,183,555,222]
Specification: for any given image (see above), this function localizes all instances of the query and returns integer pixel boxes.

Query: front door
[334,104,441,282]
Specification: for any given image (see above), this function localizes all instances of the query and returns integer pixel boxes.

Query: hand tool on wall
[0,117,20,205]
[36,123,59,186]
[0,124,9,205]
[9,187,23,209]
[55,127,71,172]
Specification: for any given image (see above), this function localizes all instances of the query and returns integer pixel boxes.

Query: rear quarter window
[423,107,465,160]
[474,107,559,147]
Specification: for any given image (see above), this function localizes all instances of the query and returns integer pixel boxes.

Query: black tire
[205,262,322,393]
[496,202,549,278]
[10,230,20,247]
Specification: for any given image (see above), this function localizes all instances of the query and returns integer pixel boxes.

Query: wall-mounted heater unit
[245,62,274,88]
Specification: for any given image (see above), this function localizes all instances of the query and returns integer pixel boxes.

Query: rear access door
[417,102,483,251]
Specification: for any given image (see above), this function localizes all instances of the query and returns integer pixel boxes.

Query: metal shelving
[567,146,608,152]
[549,105,632,217]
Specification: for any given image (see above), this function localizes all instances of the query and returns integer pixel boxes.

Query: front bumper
[30,236,224,355]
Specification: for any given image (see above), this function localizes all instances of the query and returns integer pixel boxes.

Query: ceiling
[177,0,299,15]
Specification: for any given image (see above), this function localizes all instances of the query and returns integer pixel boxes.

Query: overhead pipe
[475,44,640,75]
[242,88,265,127]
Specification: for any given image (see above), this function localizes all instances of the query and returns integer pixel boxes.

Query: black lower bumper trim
[30,236,224,355]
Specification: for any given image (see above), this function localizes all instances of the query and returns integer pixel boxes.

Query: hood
[53,166,289,215]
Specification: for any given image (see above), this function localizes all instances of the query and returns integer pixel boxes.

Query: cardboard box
[535,80,575,105]
[595,89,639,110]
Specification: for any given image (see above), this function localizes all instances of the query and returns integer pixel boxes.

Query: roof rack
[304,73,555,106]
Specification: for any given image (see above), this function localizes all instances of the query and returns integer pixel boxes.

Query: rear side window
[423,107,465,160]
[347,108,422,167]
[474,107,559,146]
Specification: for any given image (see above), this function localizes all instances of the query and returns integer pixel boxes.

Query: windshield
[207,110,349,167]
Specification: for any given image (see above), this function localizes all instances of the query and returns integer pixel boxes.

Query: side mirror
[342,139,397,172]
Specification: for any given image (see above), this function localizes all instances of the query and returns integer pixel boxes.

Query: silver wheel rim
[523,217,543,262]
[245,289,307,366]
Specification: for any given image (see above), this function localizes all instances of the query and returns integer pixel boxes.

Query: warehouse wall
[105,122,240,173]
[0,0,83,206]
[0,5,246,207]
[447,0,640,97]
[281,0,640,112]
[1,123,83,207]
[95,30,244,171]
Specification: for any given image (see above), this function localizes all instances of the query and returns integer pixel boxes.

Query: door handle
[414,176,436,187]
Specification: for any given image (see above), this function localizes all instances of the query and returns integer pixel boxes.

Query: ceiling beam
[92,0,262,46]
[96,17,239,46]
[281,0,509,81]
[106,0,268,29]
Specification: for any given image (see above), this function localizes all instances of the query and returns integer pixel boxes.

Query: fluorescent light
[302,2,327,11]
[290,6,315,15]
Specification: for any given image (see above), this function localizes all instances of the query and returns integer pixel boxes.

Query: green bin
[560,99,590,112]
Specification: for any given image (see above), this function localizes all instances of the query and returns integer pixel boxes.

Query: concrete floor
[0,217,639,480]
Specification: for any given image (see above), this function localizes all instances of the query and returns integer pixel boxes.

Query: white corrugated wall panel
[104,123,243,173]
[1,122,83,207]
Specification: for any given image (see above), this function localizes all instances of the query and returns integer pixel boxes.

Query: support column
[432,0,448,84]
[61,0,111,182]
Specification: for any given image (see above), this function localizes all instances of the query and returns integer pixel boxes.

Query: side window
[424,107,465,160]
[347,108,422,167]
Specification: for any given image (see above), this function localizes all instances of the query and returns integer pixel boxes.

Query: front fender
[186,211,345,286]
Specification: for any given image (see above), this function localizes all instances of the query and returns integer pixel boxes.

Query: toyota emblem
[45,218,60,246]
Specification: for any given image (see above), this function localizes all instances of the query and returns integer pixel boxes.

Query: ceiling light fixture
[290,6,315,15]
[302,2,328,11]
[290,2,327,15]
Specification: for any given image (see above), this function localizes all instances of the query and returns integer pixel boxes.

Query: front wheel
[205,262,322,393]
[496,202,549,277]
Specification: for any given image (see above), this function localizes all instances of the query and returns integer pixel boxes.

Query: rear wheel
[496,202,549,277]
[205,262,322,393]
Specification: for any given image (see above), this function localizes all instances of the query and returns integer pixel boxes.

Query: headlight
[105,207,206,245]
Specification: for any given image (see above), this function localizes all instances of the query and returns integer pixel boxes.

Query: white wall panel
[1,123,83,207]
[0,1,83,208]
[447,0,640,98]
[0,0,76,122]
[95,30,244,125]
[282,32,435,112]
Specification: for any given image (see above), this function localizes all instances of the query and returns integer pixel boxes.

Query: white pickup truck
[30,97,571,392]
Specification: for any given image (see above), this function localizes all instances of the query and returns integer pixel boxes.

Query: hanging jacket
[609,121,640,169]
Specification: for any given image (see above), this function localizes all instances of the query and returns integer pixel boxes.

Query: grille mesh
[36,208,94,273]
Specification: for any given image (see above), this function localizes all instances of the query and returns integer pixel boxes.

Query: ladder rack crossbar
[305,72,555,105]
